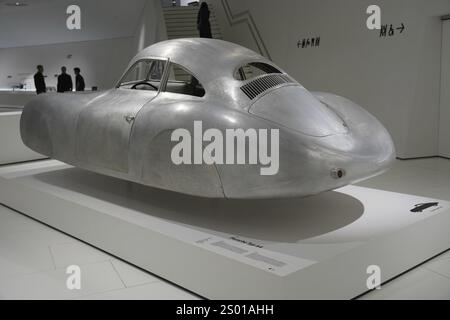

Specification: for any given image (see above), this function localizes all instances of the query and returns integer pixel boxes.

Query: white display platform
[0,160,449,299]
[0,110,45,165]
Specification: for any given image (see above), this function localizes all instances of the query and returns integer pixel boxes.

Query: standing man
[197,2,212,38]
[74,67,85,92]
[34,65,46,95]
[57,66,73,93]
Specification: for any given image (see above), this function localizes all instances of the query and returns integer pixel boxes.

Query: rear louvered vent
[240,74,293,100]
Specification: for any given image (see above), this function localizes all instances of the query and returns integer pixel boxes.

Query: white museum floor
[0,158,449,300]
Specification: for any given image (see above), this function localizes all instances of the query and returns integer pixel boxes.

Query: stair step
[167,35,222,40]
[168,31,221,37]
[163,11,199,16]
[168,34,222,37]
[167,30,221,35]
[163,7,199,11]
[166,26,220,32]
[163,7,199,10]
[163,12,218,18]
[163,13,198,18]
[164,19,218,24]
[163,16,218,21]
[165,18,218,23]
[167,33,222,37]
[165,20,219,26]
[168,36,223,40]
[167,26,221,31]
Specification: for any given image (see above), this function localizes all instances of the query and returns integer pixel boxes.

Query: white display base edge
[0,111,45,165]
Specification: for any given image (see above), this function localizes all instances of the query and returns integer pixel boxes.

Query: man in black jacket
[57,66,73,93]
[34,65,46,95]
[197,2,212,38]
[74,67,85,91]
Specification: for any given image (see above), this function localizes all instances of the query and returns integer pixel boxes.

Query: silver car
[21,38,396,199]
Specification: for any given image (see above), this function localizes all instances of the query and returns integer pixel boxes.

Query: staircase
[163,4,222,40]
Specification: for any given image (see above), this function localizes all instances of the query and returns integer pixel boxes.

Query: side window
[119,59,166,91]
[165,63,205,97]
[234,62,282,81]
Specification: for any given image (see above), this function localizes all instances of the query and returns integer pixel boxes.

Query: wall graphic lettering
[297,37,321,49]
[379,23,405,37]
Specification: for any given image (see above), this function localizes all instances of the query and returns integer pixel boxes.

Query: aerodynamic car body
[21,38,396,199]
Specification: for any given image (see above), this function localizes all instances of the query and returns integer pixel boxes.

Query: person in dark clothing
[74,67,85,92]
[57,66,73,93]
[34,65,46,95]
[197,2,212,38]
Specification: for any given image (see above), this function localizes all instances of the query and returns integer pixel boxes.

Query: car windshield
[119,59,166,91]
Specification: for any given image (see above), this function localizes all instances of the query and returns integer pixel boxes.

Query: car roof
[128,38,278,85]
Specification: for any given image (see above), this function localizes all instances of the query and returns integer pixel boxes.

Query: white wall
[0,37,134,91]
[0,0,147,48]
[0,0,168,92]
[132,0,168,57]
[212,0,450,159]
[440,19,450,158]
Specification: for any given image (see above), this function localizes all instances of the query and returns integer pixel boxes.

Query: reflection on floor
[0,158,449,300]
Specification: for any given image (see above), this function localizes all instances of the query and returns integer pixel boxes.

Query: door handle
[124,115,135,124]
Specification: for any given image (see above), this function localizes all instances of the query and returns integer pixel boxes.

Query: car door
[75,58,167,173]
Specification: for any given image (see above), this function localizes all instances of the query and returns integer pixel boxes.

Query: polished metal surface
[20,38,396,199]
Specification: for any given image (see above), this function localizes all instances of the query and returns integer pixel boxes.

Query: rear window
[234,62,282,81]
